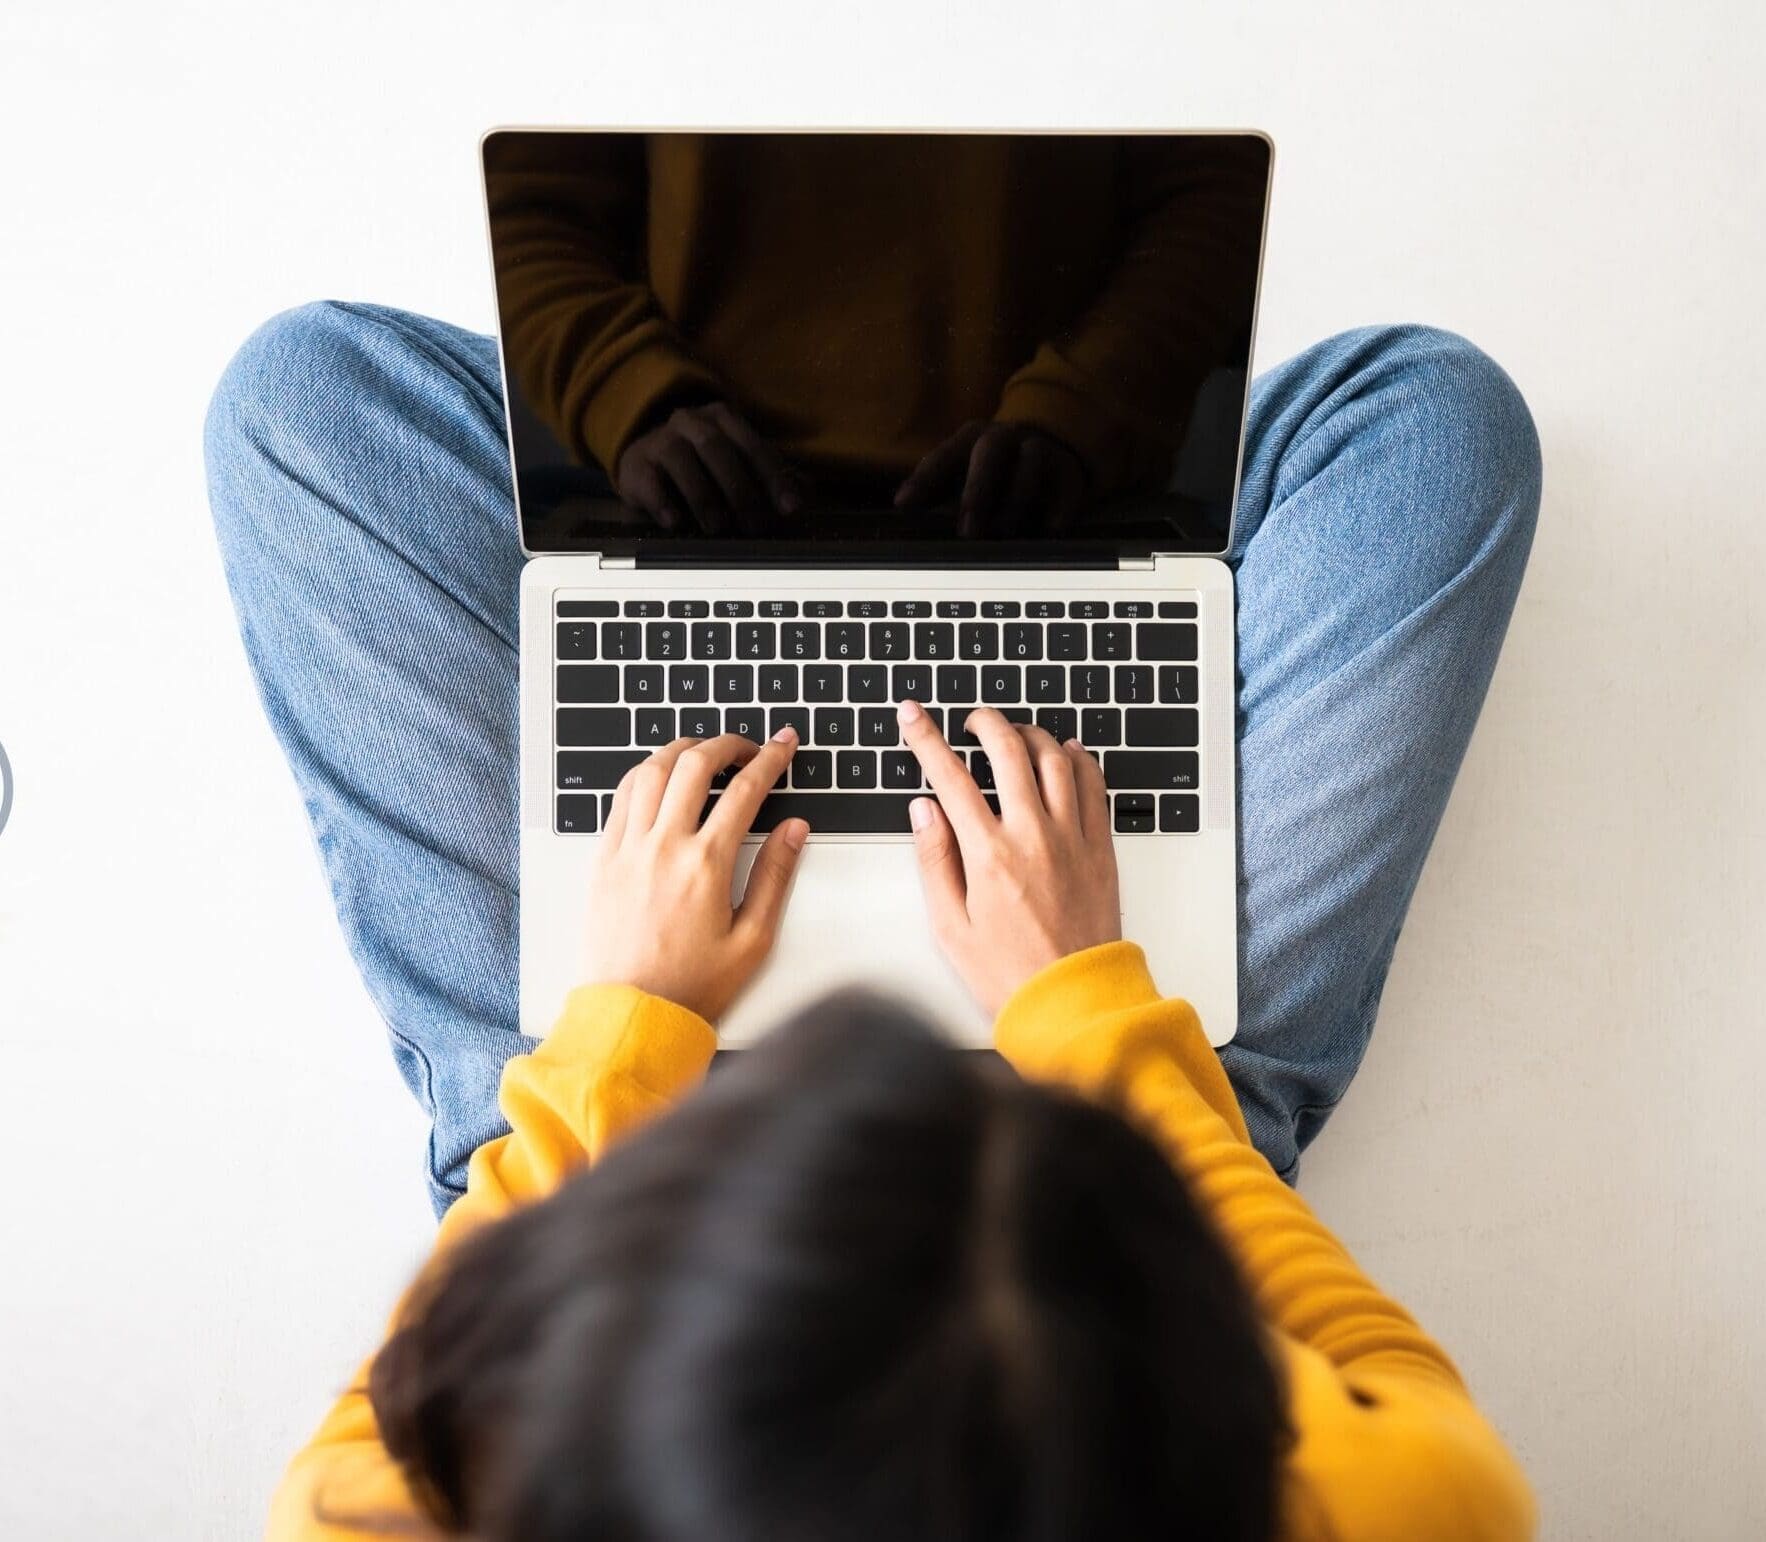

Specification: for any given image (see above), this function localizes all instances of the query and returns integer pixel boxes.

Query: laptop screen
[483,130,1271,561]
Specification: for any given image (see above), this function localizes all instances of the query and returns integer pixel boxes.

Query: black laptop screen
[482,130,1270,561]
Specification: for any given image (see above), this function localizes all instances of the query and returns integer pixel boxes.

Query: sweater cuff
[538,983,718,1103]
[994,941,1163,1070]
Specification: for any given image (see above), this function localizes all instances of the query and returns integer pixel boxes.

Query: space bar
[745,793,918,835]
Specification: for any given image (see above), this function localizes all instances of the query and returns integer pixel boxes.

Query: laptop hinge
[1117,554,1157,571]
[597,554,637,569]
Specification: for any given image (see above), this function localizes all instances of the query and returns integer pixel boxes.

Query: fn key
[557,793,599,833]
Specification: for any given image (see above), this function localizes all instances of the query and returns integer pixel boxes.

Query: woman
[271,703,1533,1539]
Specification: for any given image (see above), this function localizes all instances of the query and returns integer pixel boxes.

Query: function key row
[557,597,1200,620]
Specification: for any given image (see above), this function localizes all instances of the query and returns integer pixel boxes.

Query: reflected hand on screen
[894,420,1087,538]
[616,403,809,537]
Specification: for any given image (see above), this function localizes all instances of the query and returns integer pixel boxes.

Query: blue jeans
[205,305,1540,1217]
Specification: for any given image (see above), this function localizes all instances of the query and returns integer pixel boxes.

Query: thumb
[909,796,967,936]
[734,818,809,945]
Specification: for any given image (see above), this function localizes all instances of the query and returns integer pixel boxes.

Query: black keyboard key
[936,664,977,703]
[915,622,956,660]
[1114,793,1155,834]
[1158,666,1200,704]
[736,622,777,660]
[1103,751,1200,791]
[557,664,619,703]
[847,665,888,703]
[936,599,977,618]
[1027,666,1064,704]
[792,750,833,789]
[557,600,617,618]
[781,622,820,659]
[814,707,856,747]
[668,599,710,618]
[556,623,596,660]
[849,600,887,618]
[827,623,866,659]
[1036,707,1078,742]
[970,751,996,790]
[715,599,754,617]
[1115,665,1155,704]
[556,792,599,832]
[1137,623,1198,661]
[1092,623,1131,660]
[636,708,675,746]
[690,622,732,659]
[1003,623,1042,660]
[725,705,767,742]
[624,599,664,616]
[804,665,843,703]
[1071,665,1110,705]
[892,600,931,617]
[646,621,687,660]
[679,705,720,739]
[1158,601,1199,619]
[804,599,842,617]
[1114,601,1154,618]
[1082,707,1122,746]
[769,706,811,742]
[1049,624,1087,661]
[959,622,999,660]
[1071,600,1108,619]
[981,665,1022,704]
[1001,707,1033,726]
[557,707,631,746]
[859,708,899,746]
[949,709,981,747]
[922,705,946,735]
[760,599,799,618]
[982,600,1020,618]
[737,792,917,833]
[714,664,753,702]
[869,622,909,660]
[669,665,710,703]
[892,664,932,701]
[1125,708,1198,747]
[759,665,799,701]
[882,751,921,789]
[600,792,615,824]
[1027,600,1064,618]
[558,750,646,789]
[602,622,641,660]
[1160,793,1201,833]
[624,665,664,703]
[837,750,878,789]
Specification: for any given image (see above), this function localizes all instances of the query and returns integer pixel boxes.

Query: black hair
[364,992,1286,1540]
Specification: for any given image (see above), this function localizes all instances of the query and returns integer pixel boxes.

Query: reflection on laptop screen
[483,131,1270,559]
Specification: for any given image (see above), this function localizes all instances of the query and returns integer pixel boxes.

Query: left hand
[584,728,810,1020]
[894,420,1088,536]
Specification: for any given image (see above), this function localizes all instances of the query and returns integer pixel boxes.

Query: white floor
[1,4,1761,1538]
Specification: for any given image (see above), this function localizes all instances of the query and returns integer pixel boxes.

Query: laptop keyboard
[553,597,1202,837]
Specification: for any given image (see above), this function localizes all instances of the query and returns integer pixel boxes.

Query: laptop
[481,128,1272,1048]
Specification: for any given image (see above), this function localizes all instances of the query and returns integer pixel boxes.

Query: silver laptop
[482,128,1272,1048]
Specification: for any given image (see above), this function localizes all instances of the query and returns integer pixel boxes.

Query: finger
[681,420,770,528]
[1064,738,1110,842]
[897,698,993,841]
[656,732,762,832]
[621,737,698,834]
[704,724,799,847]
[908,794,969,937]
[709,404,806,515]
[1017,723,1078,826]
[733,818,811,950]
[1046,449,1088,534]
[960,426,1016,538]
[1002,435,1052,538]
[657,438,730,535]
[964,707,1045,822]
[618,455,682,532]
[895,421,986,509]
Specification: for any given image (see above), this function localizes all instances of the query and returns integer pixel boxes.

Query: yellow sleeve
[266,985,715,1540]
[995,943,1535,1542]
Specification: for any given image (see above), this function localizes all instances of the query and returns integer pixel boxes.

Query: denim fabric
[205,303,1540,1215]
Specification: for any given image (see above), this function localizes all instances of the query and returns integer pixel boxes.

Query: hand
[616,402,809,536]
[585,728,810,1020]
[893,420,1088,537]
[896,700,1121,1015]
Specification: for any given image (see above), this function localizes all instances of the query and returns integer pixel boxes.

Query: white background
[1,2,1761,1537]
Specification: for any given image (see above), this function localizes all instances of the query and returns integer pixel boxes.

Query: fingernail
[909,797,933,831]
[784,818,810,850]
[772,724,798,744]
[897,699,925,724]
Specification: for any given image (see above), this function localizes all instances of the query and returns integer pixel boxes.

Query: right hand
[615,402,808,537]
[897,700,1122,1016]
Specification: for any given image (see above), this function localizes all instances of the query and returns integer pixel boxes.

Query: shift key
[558,750,646,789]
[1103,750,1199,791]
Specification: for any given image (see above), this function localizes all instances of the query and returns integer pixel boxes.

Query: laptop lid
[482,128,1272,565]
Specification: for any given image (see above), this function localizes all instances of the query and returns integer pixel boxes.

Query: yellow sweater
[269,944,1533,1540]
